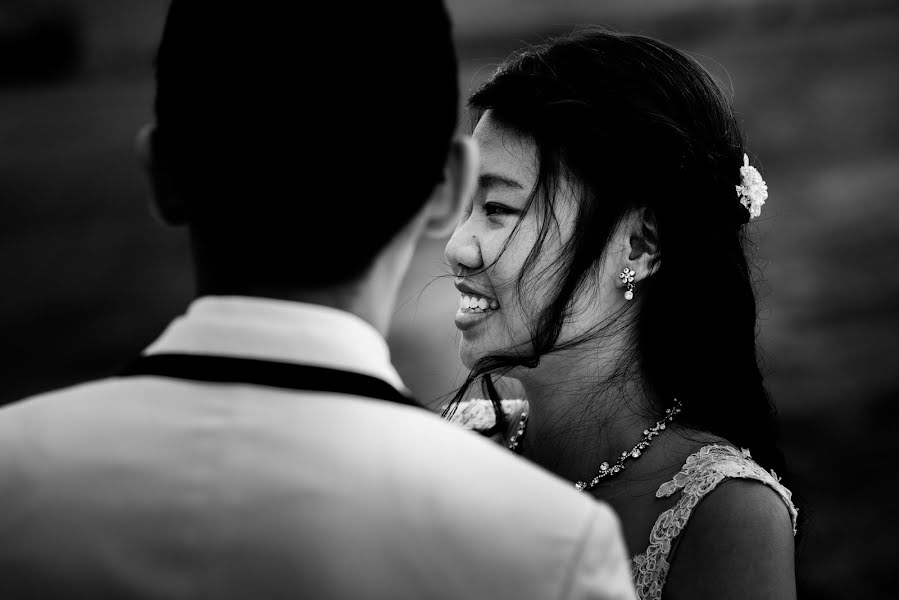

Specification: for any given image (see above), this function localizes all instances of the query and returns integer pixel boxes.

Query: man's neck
[192,277,392,338]
[190,210,422,339]
[266,280,388,337]
[192,247,408,338]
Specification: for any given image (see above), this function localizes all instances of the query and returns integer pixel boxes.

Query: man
[0,2,636,598]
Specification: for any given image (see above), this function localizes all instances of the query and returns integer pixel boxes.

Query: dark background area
[2,0,897,597]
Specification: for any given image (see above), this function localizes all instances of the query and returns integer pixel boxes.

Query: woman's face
[444,111,626,370]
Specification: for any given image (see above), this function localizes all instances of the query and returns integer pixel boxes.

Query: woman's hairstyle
[446,28,789,484]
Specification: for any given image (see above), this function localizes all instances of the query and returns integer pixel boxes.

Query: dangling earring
[619,267,635,301]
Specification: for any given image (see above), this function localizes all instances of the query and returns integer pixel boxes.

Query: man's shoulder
[327,402,632,597]
[356,400,617,525]
[0,379,613,535]
[0,377,130,429]
[0,383,634,600]
[0,378,127,468]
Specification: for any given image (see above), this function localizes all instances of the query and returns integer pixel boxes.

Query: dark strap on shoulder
[119,353,420,408]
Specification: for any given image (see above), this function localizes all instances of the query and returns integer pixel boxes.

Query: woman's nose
[444,224,483,272]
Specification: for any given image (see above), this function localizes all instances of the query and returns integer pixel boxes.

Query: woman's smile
[453,280,500,331]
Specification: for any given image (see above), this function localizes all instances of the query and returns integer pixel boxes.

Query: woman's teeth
[459,294,499,313]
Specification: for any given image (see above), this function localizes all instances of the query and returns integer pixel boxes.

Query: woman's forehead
[472,111,581,215]
[472,111,537,182]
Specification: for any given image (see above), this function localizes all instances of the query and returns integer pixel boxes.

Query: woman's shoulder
[447,398,528,433]
[444,398,528,447]
[444,398,524,429]
[657,444,798,599]
[632,443,797,599]
[656,444,798,534]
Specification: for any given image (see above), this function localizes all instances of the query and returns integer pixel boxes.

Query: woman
[443,29,798,599]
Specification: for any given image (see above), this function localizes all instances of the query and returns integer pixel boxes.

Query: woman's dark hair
[444,29,790,490]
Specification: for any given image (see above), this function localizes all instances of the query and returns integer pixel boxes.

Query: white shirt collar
[144,296,406,391]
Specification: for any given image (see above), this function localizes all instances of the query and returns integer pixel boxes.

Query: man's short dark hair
[154,2,458,287]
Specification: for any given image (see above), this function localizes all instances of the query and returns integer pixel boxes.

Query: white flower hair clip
[736,153,768,219]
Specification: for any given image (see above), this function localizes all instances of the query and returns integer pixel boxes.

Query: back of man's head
[153,1,458,288]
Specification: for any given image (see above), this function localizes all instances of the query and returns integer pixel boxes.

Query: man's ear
[423,134,478,239]
[626,207,661,278]
[135,122,189,226]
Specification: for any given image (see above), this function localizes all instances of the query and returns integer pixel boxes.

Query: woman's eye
[483,202,514,217]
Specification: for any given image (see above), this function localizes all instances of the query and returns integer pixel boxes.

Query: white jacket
[0,296,636,600]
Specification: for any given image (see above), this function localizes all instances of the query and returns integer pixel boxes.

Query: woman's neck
[515,347,657,485]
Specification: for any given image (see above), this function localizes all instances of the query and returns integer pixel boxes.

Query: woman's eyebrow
[479,173,524,190]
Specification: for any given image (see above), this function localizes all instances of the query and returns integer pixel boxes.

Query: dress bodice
[447,399,798,600]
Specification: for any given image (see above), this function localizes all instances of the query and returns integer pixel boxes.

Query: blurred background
[2,0,896,596]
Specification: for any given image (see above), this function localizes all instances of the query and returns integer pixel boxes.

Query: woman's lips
[454,293,499,331]
[458,293,499,312]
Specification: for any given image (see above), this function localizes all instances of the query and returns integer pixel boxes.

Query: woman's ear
[135,123,189,226]
[627,207,661,279]
[423,134,479,239]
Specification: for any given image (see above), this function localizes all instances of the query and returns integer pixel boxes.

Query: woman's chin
[458,345,477,370]
[458,337,531,372]
[458,340,490,371]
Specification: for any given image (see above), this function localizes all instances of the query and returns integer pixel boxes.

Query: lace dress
[630,443,798,600]
[447,399,799,600]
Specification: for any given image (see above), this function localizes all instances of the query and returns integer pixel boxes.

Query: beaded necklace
[506,399,683,492]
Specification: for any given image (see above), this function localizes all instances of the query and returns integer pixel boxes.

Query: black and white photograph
[1,1,896,598]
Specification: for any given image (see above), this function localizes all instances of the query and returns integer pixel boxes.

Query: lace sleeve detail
[631,444,798,600]
[445,398,527,446]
